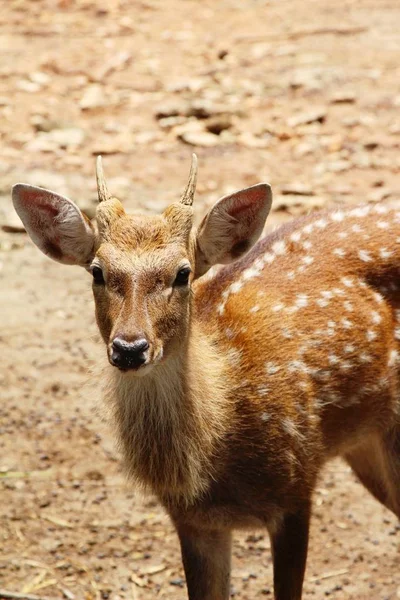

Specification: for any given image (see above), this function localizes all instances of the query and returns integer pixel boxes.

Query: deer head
[12,155,272,375]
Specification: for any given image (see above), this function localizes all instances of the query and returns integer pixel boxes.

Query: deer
[12,153,400,599]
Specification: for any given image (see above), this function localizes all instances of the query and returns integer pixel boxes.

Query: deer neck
[103,321,232,504]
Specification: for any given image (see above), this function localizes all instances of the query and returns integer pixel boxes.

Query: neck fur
[102,323,231,504]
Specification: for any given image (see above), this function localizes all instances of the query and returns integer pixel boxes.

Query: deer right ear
[12,184,95,266]
[195,183,272,277]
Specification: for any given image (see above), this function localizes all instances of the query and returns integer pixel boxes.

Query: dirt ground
[1,0,400,598]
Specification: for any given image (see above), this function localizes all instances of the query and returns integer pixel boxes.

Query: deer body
[12,156,400,600]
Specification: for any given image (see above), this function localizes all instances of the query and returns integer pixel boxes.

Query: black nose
[111,337,149,370]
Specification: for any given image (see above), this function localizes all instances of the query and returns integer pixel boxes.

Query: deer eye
[174,267,191,286]
[91,266,105,285]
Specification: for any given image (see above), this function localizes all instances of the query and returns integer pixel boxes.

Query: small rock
[272,194,327,214]
[1,205,25,233]
[330,91,356,104]
[80,84,106,110]
[154,100,187,120]
[179,130,220,147]
[16,79,41,93]
[287,108,327,128]
[281,184,315,196]
[205,115,232,135]
[29,71,51,86]
[50,128,85,148]
[158,115,187,129]
[237,132,271,149]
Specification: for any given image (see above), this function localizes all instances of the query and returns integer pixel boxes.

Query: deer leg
[176,525,232,600]
[269,505,310,600]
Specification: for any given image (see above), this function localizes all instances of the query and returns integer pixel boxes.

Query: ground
[1,0,400,598]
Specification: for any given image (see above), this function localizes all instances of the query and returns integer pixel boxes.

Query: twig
[0,590,52,600]
[236,26,368,43]
[308,568,349,583]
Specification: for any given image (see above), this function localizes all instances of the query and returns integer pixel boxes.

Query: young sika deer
[12,155,400,599]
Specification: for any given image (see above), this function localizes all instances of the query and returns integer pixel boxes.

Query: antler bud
[96,155,110,203]
[180,153,198,206]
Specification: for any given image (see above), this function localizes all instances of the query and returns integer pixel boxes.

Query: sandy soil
[1,0,400,598]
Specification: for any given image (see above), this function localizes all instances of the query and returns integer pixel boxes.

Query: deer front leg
[177,525,232,600]
[269,506,310,600]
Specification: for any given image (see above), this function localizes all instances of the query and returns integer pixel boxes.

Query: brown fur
[96,200,400,599]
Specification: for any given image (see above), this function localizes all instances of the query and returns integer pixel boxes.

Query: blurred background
[1,0,399,598]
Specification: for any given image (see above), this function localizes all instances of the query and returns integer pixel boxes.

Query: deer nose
[111,337,150,370]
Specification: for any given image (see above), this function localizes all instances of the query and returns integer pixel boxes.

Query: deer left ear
[195,183,272,277]
[12,184,95,266]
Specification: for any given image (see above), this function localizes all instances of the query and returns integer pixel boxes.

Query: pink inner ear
[23,190,60,218]
[227,188,263,218]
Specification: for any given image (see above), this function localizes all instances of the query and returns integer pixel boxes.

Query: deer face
[12,155,272,375]
[91,201,195,373]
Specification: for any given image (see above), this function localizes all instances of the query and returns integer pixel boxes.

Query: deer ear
[12,184,95,266]
[195,183,272,277]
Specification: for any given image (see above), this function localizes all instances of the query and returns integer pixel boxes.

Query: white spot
[272,240,286,255]
[303,224,313,234]
[258,385,270,397]
[395,327,400,341]
[266,362,280,375]
[327,320,336,328]
[261,412,271,422]
[371,311,382,325]
[377,221,389,229]
[281,327,293,339]
[352,224,363,233]
[298,380,308,391]
[321,290,334,299]
[290,231,301,243]
[341,318,353,329]
[227,348,243,367]
[380,248,393,259]
[301,240,313,250]
[360,352,372,363]
[250,305,260,313]
[231,281,243,293]
[264,252,275,264]
[366,330,377,342]
[295,294,308,308]
[302,255,314,265]
[358,250,372,262]
[373,292,384,304]
[282,417,303,440]
[287,271,295,280]
[288,360,306,373]
[328,354,340,365]
[333,248,346,258]
[272,303,285,312]
[358,279,368,289]
[344,301,353,312]
[331,211,345,222]
[338,231,348,239]
[350,206,370,218]
[388,350,399,367]
[340,360,353,371]
[333,288,346,296]
[243,265,262,281]
[341,277,354,287]
[344,344,355,353]
[374,204,388,214]
[315,219,328,229]
[316,298,329,308]
[217,303,225,315]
